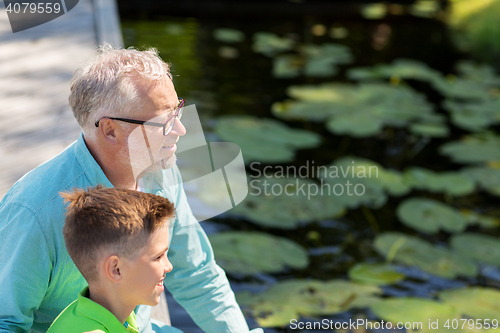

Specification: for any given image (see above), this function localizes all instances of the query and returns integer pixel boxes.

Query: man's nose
[170,117,186,136]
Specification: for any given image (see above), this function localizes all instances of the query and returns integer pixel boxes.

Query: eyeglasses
[95,98,185,136]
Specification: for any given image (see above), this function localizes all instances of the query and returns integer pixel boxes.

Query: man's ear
[97,119,122,145]
[102,255,122,283]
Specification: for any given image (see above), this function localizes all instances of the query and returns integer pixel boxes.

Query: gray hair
[69,44,172,135]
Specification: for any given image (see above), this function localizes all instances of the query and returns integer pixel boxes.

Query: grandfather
[0,46,260,333]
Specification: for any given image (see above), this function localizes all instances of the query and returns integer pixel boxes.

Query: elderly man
[0,46,260,333]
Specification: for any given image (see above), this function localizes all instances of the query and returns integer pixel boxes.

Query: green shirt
[47,287,139,333]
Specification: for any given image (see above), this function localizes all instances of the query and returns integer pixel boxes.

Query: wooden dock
[0,0,122,199]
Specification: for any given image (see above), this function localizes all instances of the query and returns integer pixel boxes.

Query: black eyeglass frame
[95,98,185,136]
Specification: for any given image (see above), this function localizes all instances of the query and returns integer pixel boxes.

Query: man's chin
[136,154,177,178]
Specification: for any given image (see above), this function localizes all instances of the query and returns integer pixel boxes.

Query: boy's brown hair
[60,186,175,282]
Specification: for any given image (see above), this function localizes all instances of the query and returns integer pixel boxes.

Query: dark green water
[120,2,500,332]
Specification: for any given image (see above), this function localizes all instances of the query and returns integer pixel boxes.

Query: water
[120,2,500,332]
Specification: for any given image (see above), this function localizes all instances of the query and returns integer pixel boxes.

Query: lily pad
[237,280,381,327]
[347,58,441,83]
[209,231,309,275]
[320,157,411,209]
[451,233,500,266]
[404,167,475,196]
[443,99,500,131]
[273,55,302,78]
[274,82,435,138]
[409,122,450,138]
[301,43,353,77]
[252,32,295,57]
[439,287,500,320]
[213,28,245,43]
[375,232,478,278]
[397,198,468,234]
[231,177,346,229]
[214,115,321,163]
[461,166,500,196]
[370,298,460,333]
[460,210,500,229]
[409,0,441,18]
[348,263,405,285]
[360,3,387,20]
[440,133,500,164]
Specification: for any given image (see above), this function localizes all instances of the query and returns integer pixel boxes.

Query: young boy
[47,186,176,333]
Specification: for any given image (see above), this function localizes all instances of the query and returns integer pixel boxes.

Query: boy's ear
[102,255,122,283]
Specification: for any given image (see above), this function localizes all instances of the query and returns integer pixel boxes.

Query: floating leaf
[347,58,441,82]
[252,32,295,57]
[213,28,245,43]
[462,166,500,196]
[460,210,500,228]
[409,122,450,138]
[214,115,321,163]
[440,133,500,164]
[209,231,309,275]
[274,82,435,138]
[432,75,493,100]
[272,55,302,78]
[443,99,500,132]
[397,197,468,234]
[301,43,353,77]
[404,167,475,196]
[237,280,381,327]
[370,298,459,333]
[319,157,411,210]
[451,233,500,266]
[409,0,441,18]
[375,232,477,278]
[231,177,345,229]
[348,263,405,285]
[439,287,500,320]
[360,3,387,20]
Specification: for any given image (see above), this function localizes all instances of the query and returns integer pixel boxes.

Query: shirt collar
[76,287,138,333]
[74,133,114,188]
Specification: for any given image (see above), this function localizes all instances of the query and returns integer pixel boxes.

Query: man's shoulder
[1,139,89,211]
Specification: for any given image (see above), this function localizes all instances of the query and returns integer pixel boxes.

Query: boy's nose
[164,259,173,274]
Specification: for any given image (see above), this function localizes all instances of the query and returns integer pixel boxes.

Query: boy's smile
[120,225,172,307]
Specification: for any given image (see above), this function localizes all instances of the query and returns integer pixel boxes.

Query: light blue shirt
[0,134,262,333]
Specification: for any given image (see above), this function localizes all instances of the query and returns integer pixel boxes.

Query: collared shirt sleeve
[160,166,262,333]
[0,203,53,333]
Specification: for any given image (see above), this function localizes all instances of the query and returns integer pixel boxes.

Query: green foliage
[237,280,381,327]
[231,177,345,229]
[320,157,410,209]
[370,298,460,333]
[448,0,500,62]
[252,32,295,57]
[451,233,500,266]
[214,115,321,163]
[439,287,500,320]
[462,166,500,196]
[440,133,500,164]
[348,263,405,285]
[397,197,468,234]
[404,167,475,196]
[209,231,309,275]
[213,28,245,43]
[374,232,478,278]
[273,82,437,138]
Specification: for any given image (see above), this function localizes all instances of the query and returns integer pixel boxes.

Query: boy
[47,186,176,333]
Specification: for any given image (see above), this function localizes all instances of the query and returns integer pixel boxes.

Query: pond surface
[120,2,500,332]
